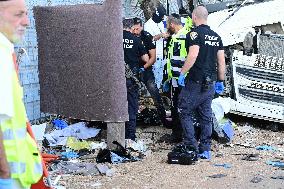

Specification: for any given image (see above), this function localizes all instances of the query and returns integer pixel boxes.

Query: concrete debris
[51,161,100,176]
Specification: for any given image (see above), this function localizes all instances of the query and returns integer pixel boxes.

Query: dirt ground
[56,117,284,189]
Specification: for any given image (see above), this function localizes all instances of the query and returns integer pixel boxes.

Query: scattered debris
[250,176,263,183]
[96,164,110,175]
[214,163,232,169]
[51,161,100,176]
[241,153,259,161]
[53,119,68,130]
[271,176,284,180]
[266,160,284,168]
[44,122,100,146]
[208,174,227,178]
[256,145,278,152]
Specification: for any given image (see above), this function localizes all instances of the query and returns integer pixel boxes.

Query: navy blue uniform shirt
[140,30,156,52]
[186,24,224,82]
[139,30,155,68]
[123,30,147,74]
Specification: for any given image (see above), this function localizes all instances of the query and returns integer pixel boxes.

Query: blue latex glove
[139,67,145,73]
[162,81,170,92]
[178,73,185,87]
[215,81,224,94]
[0,178,13,189]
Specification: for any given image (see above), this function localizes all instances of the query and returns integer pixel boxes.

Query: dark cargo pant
[140,68,167,123]
[178,80,215,153]
[125,79,139,140]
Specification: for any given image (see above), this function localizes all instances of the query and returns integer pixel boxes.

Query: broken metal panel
[207,0,284,46]
[230,50,284,123]
[34,1,128,122]
[259,35,284,58]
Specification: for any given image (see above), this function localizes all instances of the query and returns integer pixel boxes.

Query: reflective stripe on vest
[171,56,186,61]
[9,162,26,175]
[34,162,43,175]
[166,27,189,81]
[3,127,27,140]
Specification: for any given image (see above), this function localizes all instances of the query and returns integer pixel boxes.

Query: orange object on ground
[27,122,53,189]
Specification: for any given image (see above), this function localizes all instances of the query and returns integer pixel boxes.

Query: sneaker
[198,151,211,160]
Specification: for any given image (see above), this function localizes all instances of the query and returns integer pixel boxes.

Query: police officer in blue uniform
[132,17,168,127]
[178,6,226,159]
[123,18,149,140]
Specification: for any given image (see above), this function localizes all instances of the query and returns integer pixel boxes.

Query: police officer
[123,18,149,140]
[178,6,225,159]
[132,17,168,127]
[164,13,192,142]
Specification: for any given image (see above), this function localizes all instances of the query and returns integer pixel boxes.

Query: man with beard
[0,0,43,188]
[132,17,169,127]
[163,13,192,143]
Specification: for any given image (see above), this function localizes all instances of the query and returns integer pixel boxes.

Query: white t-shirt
[0,32,15,123]
[144,18,165,58]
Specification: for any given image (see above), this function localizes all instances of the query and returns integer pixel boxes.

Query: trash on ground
[126,139,147,152]
[44,122,100,146]
[50,161,100,176]
[66,137,92,150]
[96,164,110,175]
[214,163,232,169]
[61,151,79,159]
[256,145,278,151]
[90,141,107,150]
[250,176,263,183]
[31,123,47,140]
[53,119,68,130]
[211,97,232,122]
[266,160,284,168]
[271,176,284,180]
[213,117,235,143]
[241,153,259,161]
[208,174,227,178]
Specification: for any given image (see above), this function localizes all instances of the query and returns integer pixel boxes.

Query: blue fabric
[52,119,68,130]
[198,151,211,160]
[214,163,232,168]
[222,120,234,141]
[178,73,186,86]
[0,179,13,189]
[215,81,224,94]
[61,151,79,159]
[266,160,284,168]
[125,79,139,140]
[178,80,215,152]
[256,145,277,151]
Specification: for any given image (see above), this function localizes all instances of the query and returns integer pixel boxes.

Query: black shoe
[168,144,198,165]
[162,119,173,129]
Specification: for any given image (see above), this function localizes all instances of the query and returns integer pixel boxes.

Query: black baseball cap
[133,17,143,26]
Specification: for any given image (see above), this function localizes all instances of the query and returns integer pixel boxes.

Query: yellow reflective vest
[0,33,43,188]
[166,17,192,81]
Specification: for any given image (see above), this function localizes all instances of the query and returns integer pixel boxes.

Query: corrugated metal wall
[19,0,180,121]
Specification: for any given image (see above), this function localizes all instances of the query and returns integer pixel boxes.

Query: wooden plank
[107,122,125,150]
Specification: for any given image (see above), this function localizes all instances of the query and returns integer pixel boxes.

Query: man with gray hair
[0,0,43,188]
[178,5,225,160]
[123,18,149,140]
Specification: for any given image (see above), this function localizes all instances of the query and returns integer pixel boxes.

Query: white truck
[205,0,284,123]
